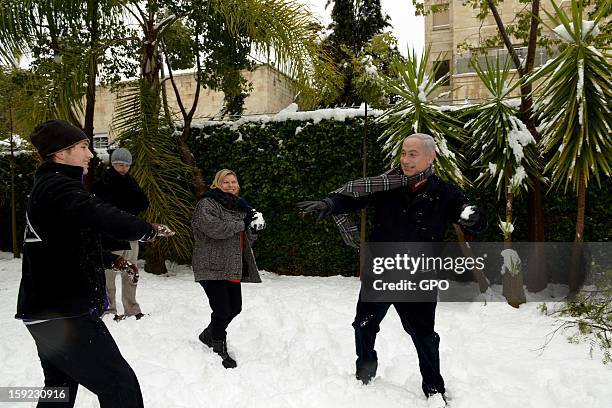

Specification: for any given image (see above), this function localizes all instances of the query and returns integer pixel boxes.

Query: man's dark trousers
[26,315,144,408]
[353,296,445,396]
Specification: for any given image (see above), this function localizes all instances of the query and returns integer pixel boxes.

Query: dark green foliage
[324,0,391,106]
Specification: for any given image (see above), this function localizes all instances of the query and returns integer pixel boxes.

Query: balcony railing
[455,47,555,74]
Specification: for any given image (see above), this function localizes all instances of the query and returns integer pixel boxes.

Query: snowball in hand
[250,211,266,231]
[460,205,475,220]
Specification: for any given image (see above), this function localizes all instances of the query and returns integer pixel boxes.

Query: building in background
[92,64,295,147]
[424,0,563,103]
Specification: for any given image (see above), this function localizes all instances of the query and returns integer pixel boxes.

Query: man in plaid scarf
[297,133,486,408]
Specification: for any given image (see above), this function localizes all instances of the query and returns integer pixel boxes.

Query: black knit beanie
[30,119,88,157]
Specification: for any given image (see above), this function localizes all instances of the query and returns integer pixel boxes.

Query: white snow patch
[510,165,527,189]
[488,162,497,175]
[508,117,536,163]
[500,248,521,276]
[0,254,612,407]
[553,21,600,42]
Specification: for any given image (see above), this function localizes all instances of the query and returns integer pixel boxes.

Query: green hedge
[2,116,610,277]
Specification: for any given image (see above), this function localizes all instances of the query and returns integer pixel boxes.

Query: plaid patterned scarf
[331,164,434,248]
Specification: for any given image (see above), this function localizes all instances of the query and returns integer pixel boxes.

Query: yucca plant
[465,56,542,242]
[529,0,611,243]
[529,0,611,294]
[465,56,544,307]
[377,47,467,187]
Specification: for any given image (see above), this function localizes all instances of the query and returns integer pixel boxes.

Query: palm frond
[113,80,196,262]
[529,0,612,193]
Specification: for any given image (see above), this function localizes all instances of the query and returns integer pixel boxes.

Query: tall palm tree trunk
[141,18,167,275]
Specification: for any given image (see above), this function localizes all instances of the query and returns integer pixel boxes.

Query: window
[433,60,450,86]
[432,5,450,30]
[93,134,108,149]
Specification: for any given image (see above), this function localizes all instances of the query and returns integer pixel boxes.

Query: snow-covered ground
[1,252,610,408]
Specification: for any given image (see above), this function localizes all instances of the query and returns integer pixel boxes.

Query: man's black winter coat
[16,162,153,320]
[328,175,486,242]
[92,167,149,251]
[92,167,149,216]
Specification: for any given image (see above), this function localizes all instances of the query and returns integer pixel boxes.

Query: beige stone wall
[91,64,296,141]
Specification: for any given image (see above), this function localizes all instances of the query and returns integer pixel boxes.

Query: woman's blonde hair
[211,169,240,194]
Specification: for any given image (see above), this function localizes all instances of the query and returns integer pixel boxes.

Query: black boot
[355,360,378,385]
[198,327,212,348]
[212,339,237,369]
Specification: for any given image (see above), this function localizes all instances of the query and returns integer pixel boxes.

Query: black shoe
[355,361,377,385]
[113,314,125,321]
[198,328,212,348]
[135,313,145,320]
[212,339,237,369]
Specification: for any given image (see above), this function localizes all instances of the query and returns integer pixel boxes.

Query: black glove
[457,204,480,228]
[244,208,257,229]
[296,199,332,223]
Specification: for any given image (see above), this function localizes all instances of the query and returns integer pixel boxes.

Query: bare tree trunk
[8,109,20,258]
[178,124,207,197]
[162,38,207,198]
[83,0,99,192]
[359,104,368,278]
[502,191,526,308]
[160,63,174,128]
[569,175,587,294]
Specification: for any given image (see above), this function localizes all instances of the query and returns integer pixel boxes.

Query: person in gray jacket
[191,169,265,368]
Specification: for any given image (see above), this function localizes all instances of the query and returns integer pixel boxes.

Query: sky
[297,0,425,56]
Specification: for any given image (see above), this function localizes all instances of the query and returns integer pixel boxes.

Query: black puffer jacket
[93,167,149,251]
[328,175,487,242]
[16,162,153,320]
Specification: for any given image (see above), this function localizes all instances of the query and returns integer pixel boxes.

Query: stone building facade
[424,0,566,103]
[91,64,295,148]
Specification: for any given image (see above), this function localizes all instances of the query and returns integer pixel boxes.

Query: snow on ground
[1,252,610,408]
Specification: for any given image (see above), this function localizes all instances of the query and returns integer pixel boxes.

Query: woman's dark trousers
[200,280,242,340]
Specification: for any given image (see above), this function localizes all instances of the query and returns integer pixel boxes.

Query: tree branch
[161,42,187,120]
[485,0,523,76]
[524,0,540,75]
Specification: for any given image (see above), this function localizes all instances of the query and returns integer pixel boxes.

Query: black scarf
[202,188,253,213]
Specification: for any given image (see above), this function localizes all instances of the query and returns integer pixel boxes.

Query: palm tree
[464,57,543,307]
[0,0,126,136]
[529,0,611,292]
